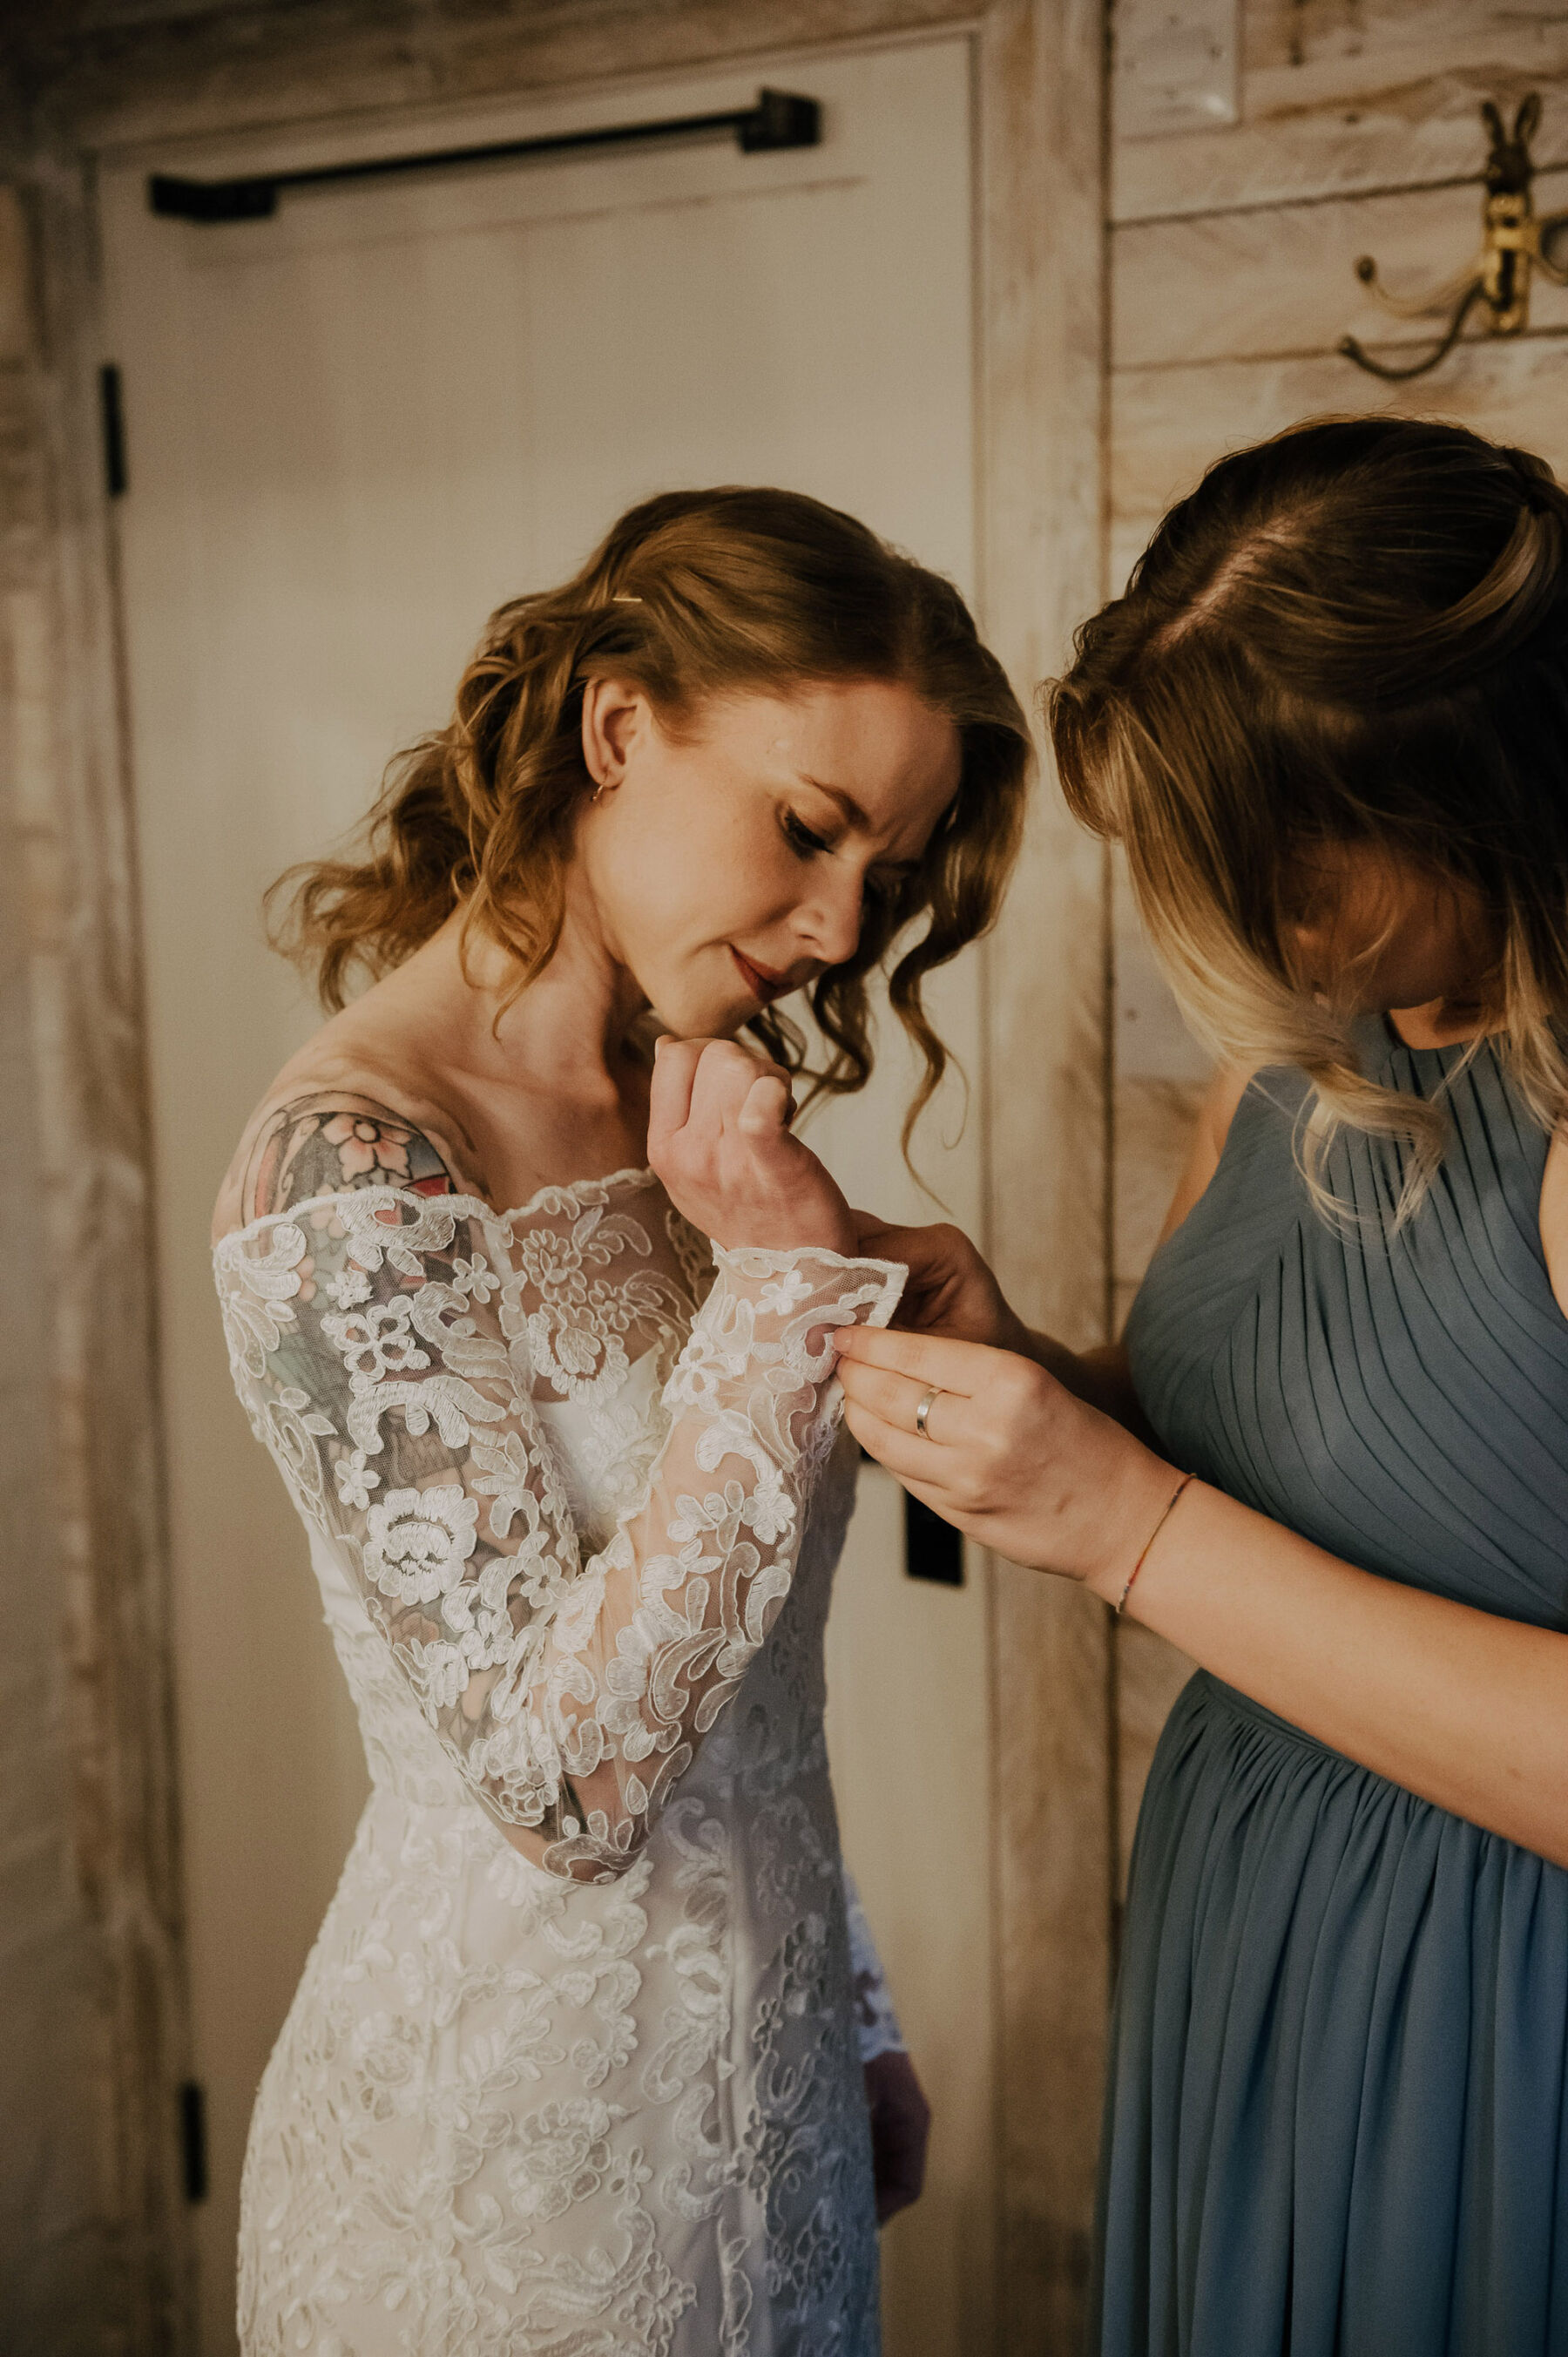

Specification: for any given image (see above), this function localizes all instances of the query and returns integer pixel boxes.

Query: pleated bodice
[1125,1026,1568,1630]
[1100,1027,1568,2357]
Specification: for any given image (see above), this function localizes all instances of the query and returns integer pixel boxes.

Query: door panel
[102,43,990,2348]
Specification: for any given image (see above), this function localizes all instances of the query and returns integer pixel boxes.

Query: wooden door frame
[4,1,1108,2341]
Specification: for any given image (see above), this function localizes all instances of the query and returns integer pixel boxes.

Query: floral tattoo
[242,1092,457,1222]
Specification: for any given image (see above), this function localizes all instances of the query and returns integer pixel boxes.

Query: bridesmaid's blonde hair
[270,486,1032,1143]
[1048,417,1568,1219]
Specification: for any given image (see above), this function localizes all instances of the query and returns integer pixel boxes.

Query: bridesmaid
[838,417,1568,2354]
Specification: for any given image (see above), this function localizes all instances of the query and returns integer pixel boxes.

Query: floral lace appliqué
[215,1168,904,2356]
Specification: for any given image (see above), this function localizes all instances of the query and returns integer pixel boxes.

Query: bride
[211,485,1031,2354]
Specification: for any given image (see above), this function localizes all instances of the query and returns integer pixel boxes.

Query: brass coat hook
[1341,94,1568,382]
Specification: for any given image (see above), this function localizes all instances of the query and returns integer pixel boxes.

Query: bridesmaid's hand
[834,1326,1179,1601]
[864,2050,931,2225]
[649,1036,856,1256]
[850,1214,1031,1351]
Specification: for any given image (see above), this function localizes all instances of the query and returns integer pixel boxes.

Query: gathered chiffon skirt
[1094,1670,1568,2357]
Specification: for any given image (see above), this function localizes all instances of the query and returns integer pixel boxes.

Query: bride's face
[577,675,963,1037]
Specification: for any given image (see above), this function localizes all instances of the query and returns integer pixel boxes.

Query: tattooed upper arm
[237,1090,459,1225]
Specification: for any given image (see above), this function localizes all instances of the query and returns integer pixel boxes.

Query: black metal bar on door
[148,88,821,224]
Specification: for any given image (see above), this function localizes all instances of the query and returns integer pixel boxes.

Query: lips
[730,946,792,1005]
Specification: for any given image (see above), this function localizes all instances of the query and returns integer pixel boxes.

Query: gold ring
[914,1384,942,1439]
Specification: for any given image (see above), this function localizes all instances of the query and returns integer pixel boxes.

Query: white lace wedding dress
[213,1166,908,2355]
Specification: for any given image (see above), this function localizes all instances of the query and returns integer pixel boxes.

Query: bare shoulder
[1538,1121,1568,1323]
[1198,1062,1257,1159]
[211,967,508,1241]
[1156,1063,1260,1250]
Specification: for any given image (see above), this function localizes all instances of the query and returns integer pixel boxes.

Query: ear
[1517,92,1542,146]
[1482,99,1504,150]
[580,675,651,796]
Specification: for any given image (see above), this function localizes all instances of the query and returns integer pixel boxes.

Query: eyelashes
[778,806,902,904]
[781,809,832,858]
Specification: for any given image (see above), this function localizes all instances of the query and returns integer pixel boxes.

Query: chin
[646,991,751,1043]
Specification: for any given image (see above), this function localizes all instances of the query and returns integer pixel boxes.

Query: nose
[794,865,865,968]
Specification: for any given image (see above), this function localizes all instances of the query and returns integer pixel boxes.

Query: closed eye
[781,809,833,858]
[781,807,917,904]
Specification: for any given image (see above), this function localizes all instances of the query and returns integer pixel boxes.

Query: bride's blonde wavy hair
[271,486,1031,1144]
[1047,417,1568,1220]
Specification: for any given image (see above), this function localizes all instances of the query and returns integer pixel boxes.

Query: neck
[401,882,652,1107]
[1385,995,1501,1051]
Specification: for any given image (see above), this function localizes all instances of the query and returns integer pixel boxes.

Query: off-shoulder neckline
[212,1163,661,1259]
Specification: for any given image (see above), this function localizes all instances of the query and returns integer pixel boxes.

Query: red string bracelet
[1114,1471,1194,1617]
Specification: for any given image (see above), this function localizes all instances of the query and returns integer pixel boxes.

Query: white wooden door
[101,43,993,2351]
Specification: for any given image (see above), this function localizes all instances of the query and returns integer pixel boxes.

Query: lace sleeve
[843,1866,907,2062]
[214,1186,903,1881]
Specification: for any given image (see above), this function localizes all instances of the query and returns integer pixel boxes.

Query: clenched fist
[647,1037,856,1256]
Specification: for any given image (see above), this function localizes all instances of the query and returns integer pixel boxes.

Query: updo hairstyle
[272,486,1033,1139]
[1046,417,1568,1212]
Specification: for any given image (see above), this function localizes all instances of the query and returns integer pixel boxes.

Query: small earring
[591,776,609,803]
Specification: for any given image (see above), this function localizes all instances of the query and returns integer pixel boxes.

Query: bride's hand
[851,1215,1031,1351]
[834,1325,1180,1599]
[649,1037,856,1256]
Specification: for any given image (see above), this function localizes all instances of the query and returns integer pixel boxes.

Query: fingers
[850,1215,967,1263]
[832,1324,997,1392]
[856,1216,960,1254]
[647,1036,707,1146]
[651,1038,791,1148]
[686,1039,791,1137]
[737,1072,794,1136]
[648,1033,855,1253]
[836,1355,975,1448]
[850,1209,924,1264]
[872,2126,928,2223]
[841,1390,975,1497]
[850,1211,915,1252]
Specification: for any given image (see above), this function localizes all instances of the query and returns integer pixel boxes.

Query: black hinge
[149,86,820,225]
[99,363,127,498]
[178,2080,208,2203]
[904,1488,964,1587]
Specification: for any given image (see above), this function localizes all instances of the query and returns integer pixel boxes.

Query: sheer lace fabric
[216,1177,899,1874]
[844,1871,907,2065]
[214,1170,906,2354]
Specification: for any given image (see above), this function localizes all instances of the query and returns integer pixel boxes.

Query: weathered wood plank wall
[1108,0,1568,1894]
[0,149,193,2347]
[982,15,1113,2341]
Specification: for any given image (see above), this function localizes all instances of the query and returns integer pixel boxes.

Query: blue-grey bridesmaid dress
[1101,1027,1568,2355]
